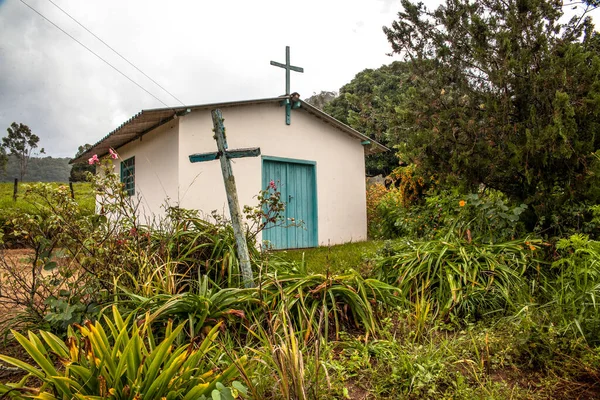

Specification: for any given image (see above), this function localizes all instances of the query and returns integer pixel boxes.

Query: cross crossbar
[270,61,304,73]
[189,147,261,163]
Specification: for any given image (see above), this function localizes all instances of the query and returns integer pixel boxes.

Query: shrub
[375,190,528,242]
[374,234,541,320]
[366,182,389,239]
[0,183,109,333]
[258,263,400,340]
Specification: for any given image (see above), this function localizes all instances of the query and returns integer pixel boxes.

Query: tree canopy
[324,61,414,176]
[383,0,600,217]
[0,155,72,182]
[0,147,6,173]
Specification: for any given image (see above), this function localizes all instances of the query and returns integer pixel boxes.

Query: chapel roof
[70,96,388,164]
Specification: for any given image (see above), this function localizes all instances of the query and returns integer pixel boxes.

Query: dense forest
[0,155,71,182]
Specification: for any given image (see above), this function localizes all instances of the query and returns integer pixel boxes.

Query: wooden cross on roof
[270,46,304,125]
[189,109,260,288]
[270,46,304,95]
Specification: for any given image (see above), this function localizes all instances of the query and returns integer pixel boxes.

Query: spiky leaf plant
[0,306,247,399]
[259,265,400,340]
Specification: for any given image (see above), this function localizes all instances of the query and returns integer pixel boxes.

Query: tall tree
[324,61,413,176]
[383,0,600,215]
[2,122,45,181]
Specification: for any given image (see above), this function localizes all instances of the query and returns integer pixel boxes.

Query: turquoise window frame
[120,156,135,196]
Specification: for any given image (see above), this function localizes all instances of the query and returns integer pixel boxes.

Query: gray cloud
[0,0,411,158]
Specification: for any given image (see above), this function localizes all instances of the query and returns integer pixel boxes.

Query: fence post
[69,182,75,199]
[13,178,18,202]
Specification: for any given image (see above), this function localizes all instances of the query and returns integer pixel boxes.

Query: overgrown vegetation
[0,151,598,398]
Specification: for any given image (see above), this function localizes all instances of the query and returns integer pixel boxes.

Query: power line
[44,0,186,107]
[19,0,174,109]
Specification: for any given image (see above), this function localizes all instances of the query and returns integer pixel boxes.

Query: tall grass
[258,262,400,340]
[375,235,542,320]
[548,234,600,342]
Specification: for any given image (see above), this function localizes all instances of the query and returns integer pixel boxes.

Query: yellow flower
[529,245,536,251]
[459,200,466,207]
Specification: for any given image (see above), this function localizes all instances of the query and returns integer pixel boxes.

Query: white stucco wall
[113,120,179,221]
[177,102,368,246]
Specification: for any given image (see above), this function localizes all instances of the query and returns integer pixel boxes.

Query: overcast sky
[0,0,422,157]
[0,0,596,158]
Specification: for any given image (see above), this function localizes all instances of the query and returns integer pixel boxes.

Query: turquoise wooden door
[262,158,317,249]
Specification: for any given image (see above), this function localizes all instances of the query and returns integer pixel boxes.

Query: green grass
[0,181,95,215]
[274,240,385,274]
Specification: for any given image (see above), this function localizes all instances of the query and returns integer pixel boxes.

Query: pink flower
[109,148,118,159]
[88,154,99,165]
[269,180,277,190]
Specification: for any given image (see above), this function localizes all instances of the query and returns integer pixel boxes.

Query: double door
[262,158,317,249]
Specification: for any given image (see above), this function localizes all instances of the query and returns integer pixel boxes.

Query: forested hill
[0,155,71,182]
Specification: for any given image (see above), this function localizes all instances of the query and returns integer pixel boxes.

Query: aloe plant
[0,306,247,399]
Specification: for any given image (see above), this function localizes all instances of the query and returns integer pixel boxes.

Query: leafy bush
[366,182,390,239]
[375,190,528,242]
[0,306,247,399]
[258,263,400,339]
[533,201,600,240]
[0,184,108,333]
[375,235,541,320]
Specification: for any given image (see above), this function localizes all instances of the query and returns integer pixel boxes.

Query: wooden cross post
[270,46,304,95]
[270,46,304,125]
[189,109,260,288]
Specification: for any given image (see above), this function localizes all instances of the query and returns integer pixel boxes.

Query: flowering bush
[243,181,303,246]
[374,189,528,243]
[385,164,431,206]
